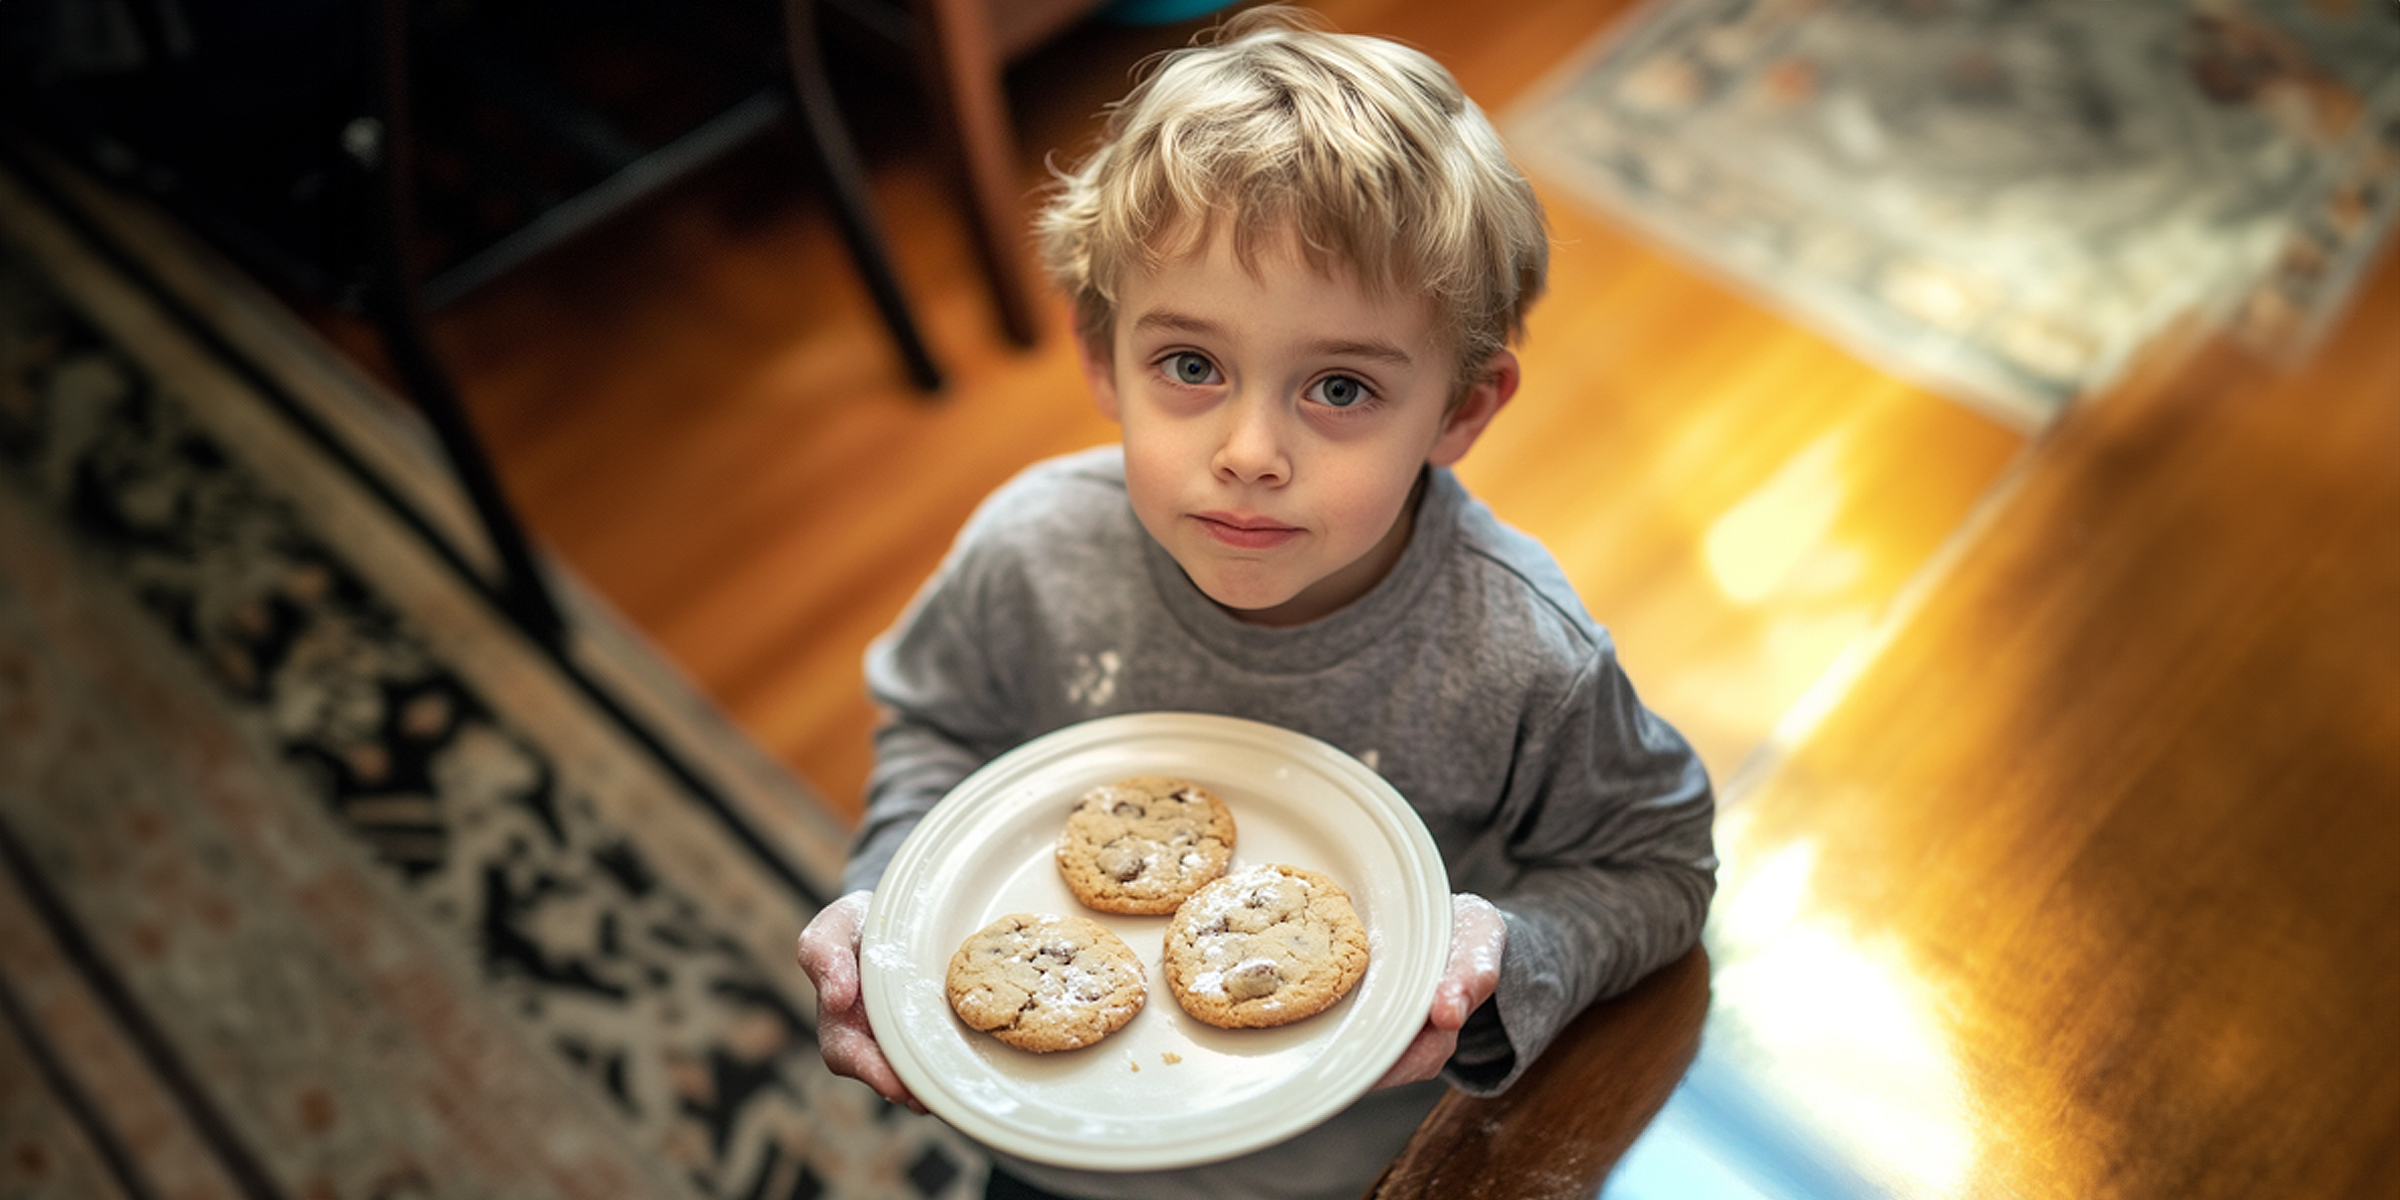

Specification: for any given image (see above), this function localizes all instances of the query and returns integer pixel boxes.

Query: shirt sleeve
[1443,648,1717,1096]
[842,535,1028,894]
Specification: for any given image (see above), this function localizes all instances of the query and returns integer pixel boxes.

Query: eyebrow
[1130,310,1416,367]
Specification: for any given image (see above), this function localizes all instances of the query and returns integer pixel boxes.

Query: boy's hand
[1373,894,1506,1090]
[796,891,924,1112]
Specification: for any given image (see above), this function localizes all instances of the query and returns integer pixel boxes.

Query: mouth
[1194,512,1302,550]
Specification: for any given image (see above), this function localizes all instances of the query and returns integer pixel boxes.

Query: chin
[1201,581,1299,614]
[1188,569,1305,616]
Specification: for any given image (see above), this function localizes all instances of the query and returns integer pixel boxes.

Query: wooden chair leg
[364,0,566,647]
[908,0,1044,348]
[784,0,946,392]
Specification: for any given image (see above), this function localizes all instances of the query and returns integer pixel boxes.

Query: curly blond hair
[1035,5,1548,388]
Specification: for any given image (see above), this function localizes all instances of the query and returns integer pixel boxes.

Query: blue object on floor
[1600,1055,1895,1200]
[1100,0,1235,25]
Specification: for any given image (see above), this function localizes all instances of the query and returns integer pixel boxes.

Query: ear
[1428,348,1519,467]
[1077,327,1122,423]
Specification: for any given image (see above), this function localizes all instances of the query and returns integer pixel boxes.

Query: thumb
[798,890,873,1011]
[1438,894,1506,1028]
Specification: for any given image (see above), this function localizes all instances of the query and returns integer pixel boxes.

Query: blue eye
[1166,352,1220,385]
[1309,375,1370,408]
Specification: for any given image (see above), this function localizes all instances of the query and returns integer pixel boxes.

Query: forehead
[1115,222,1447,354]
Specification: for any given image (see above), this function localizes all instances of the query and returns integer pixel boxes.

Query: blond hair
[1035,5,1548,389]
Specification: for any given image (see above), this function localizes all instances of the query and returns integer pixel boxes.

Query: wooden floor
[1696,249,2400,1200]
[345,0,2395,1195]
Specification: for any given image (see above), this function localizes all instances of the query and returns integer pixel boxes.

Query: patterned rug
[1509,0,2400,426]
[0,146,984,1200]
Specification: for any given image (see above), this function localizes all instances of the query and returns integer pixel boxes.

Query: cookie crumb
[1162,1051,1183,1065]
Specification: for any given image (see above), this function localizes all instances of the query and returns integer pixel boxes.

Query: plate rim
[858,711,1452,1171]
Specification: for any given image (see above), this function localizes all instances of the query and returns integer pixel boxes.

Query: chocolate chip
[1226,960,1280,999]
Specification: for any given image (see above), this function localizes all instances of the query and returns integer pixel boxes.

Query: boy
[798,8,1715,1198]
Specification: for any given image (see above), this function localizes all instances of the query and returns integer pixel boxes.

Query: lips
[1194,512,1301,550]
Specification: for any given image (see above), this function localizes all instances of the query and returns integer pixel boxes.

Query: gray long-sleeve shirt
[847,446,1715,1200]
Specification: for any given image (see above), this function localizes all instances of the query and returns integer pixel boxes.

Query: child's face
[1081,229,1515,627]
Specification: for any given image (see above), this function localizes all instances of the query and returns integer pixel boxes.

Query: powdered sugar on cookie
[1056,777,1237,915]
[1163,863,1369,1028]
[946,913,1147,1052]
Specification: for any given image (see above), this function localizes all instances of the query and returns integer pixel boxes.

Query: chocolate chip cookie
[1163,863,1369,1029]
[1055,777,1236,915]
[945,913,1148,1052]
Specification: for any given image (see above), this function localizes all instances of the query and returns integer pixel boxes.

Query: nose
[1212,391,1290,486]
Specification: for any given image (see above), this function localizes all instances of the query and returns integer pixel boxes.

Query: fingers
[819,1001,925,1112]
[1430,979,1473,1032]
[1372,1026,1461,1090]
[1440,893,1507,1025]
[1374,896,1508,1092]
[1423,894,1507,1031]
[796,891,922,1111]
[797,890,873,1012]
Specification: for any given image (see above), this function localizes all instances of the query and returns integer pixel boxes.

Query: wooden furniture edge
[1365,944,1711,1199]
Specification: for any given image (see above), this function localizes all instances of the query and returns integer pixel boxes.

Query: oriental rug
[1509,0,2400,427]
[0,146,983,1200]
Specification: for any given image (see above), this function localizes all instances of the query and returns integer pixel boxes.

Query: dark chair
[0,0,1071,644]
[396,0,946,391]
[832,0,1114,347]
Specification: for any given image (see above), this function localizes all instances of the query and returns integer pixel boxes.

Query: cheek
[1117,433,1184,528]
[1320,460,1418,543]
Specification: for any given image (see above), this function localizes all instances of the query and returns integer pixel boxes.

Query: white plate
[859,712,1452,1171]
